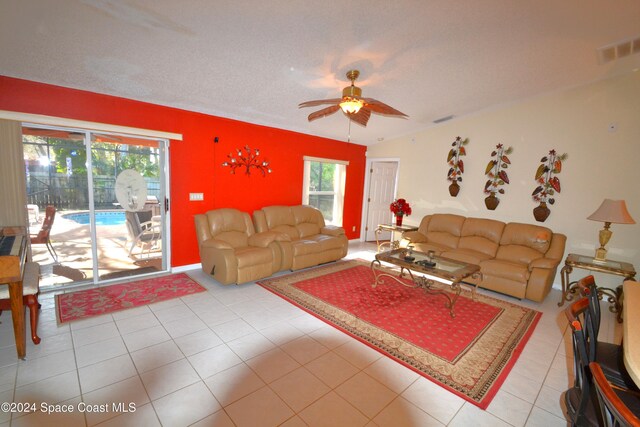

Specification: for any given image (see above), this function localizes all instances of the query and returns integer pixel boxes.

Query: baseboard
[172,263,201,273]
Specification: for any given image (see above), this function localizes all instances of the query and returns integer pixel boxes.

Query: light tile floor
[0,242,622,426]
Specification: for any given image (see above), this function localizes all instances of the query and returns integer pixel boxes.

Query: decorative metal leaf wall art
[531,149,568,222]
[446,136,469,197]
[483,144,513,210]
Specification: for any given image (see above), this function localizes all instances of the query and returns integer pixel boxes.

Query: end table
[374,223,418,253]
[558,253,636,323]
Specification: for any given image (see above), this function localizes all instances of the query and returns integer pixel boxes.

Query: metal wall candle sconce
[222,145,272,176]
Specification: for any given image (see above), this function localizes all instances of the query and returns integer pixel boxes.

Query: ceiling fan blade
[298,98,343,108]
[308,105,341,122]
[346,108,371,127]
[362,98,408,117]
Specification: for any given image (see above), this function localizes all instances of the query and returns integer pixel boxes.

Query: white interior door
[365,161,398,241]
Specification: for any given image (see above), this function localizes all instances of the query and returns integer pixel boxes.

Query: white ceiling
[1,0,639,145]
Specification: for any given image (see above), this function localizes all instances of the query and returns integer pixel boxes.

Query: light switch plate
[189,193,204,201]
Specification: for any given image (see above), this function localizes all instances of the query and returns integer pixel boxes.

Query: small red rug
[56,273,206,323]
[258,260,541,409]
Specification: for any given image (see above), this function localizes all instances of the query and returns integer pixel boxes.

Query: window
[302,156,348,226]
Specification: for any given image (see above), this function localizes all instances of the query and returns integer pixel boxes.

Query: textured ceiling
[1,0,639,145]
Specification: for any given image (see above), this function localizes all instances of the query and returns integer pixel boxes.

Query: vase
[533,202,551,222]
[448,182,460,197]
[484,192,499,210]
[395,215,403,226]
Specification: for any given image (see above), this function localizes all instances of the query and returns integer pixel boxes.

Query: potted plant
[531,149,568,222]
[390,198,412,226]
[446,136,468,197]
[483,144,513,210]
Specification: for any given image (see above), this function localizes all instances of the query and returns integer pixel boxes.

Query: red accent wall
[0,76,367,267]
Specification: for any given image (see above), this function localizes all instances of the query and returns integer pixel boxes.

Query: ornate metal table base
[558,254,635,323]
[370,259,479,318]
[374,224,418,253]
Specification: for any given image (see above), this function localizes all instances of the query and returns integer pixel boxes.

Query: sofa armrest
[194,214,212,245]
[545,233,567,262]
[529,257,560,270]
[201,239,233,250]
[274,232,291,242]
[198,239,237,284]
[249,231,279,248]
[321,226,345,237]
[402,230,427,243]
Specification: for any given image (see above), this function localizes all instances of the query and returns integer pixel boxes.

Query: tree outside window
[302,157,348,226]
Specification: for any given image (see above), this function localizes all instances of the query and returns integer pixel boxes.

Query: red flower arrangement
[390,198,412,217]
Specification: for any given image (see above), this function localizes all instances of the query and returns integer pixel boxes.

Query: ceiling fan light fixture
[298,69,407,127]
[339,98,364,114]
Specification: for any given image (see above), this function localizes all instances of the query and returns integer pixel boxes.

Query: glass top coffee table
[371,248,482,318]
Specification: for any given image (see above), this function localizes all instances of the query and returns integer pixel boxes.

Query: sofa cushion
[458,218,505,258]
[425,214,465,249]
[234,246,273,267]
[500,223,553,254]
[481,259,530,283]
[442,248,493,265]
[495,245,545,266]
[297,222,321,238]
[205,209,254,248]
[269,224,300,241]
[291,240,319,256]
[410,242,451,254]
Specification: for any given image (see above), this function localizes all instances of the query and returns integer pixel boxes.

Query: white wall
[367,71,640,290]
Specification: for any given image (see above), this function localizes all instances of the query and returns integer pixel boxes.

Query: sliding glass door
[22,125,169,289]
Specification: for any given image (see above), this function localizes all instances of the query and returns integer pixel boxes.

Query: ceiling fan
[298,70,408,127]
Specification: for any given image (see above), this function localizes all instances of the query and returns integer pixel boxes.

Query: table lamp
[587,199,635,261]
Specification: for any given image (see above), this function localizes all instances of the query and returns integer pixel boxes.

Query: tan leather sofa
[194,208,284,285]
[253,205,348,271]
[401,213,566,302]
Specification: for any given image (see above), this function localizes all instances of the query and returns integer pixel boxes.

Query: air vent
[433,115,454,124]
[597,36,640,64]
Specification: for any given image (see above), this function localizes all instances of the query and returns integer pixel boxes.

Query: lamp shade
[587,199,636,224]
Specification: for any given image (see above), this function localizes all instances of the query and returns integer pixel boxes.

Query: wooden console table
[374,223,418,253]
[558,253,636,323]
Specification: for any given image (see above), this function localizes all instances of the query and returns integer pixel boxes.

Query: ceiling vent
[597,36,640,64]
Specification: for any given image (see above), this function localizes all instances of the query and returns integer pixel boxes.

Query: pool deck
[31,209,163,289]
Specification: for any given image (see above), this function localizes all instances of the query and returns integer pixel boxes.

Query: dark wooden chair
[30,205,58,262]
[577,275,637,390]
[590,362,640,426]
[565,297,601,426]
[0,261,41,344]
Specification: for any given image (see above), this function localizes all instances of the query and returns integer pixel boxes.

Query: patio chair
[30,205,58,262]
[125,210,160,258]
[27,204,40,225]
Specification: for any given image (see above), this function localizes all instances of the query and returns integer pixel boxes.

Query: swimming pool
[64,211,126,226]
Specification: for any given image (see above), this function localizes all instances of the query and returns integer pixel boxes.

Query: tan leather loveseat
[194,208,284,285]
[253,205,348,271]
[401,213,566,302]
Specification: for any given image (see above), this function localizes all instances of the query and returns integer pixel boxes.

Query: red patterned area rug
[258,259,541,409]
[56,273,206,323]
